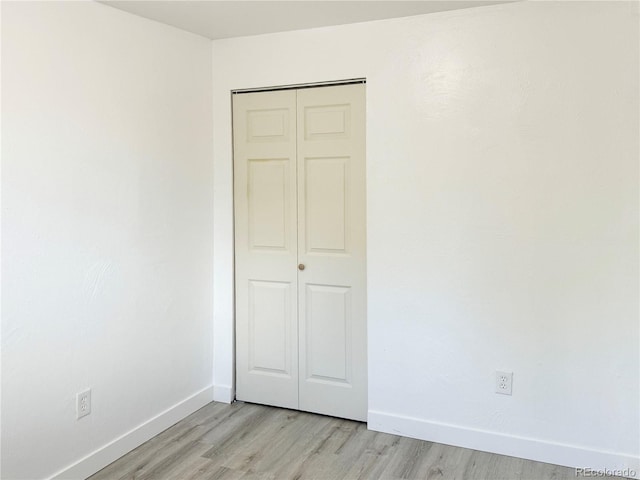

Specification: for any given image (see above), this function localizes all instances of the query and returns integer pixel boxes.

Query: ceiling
[99,1,512,40]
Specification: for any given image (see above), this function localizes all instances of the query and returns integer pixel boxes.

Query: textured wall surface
[212,1,639,473]
[1,2,213,478]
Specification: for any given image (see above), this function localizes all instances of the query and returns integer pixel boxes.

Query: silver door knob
[298,264,305,271]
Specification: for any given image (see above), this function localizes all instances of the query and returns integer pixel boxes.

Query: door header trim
[232,78,366,95]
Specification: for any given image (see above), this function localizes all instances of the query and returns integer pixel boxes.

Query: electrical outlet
[495,371,513,395]
[76,389,91,419]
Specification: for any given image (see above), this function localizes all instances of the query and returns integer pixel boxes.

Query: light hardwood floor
[90,401,583,480]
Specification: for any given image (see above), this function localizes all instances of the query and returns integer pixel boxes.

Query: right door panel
[297,84,367,421]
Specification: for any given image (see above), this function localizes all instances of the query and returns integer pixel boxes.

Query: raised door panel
[304,104,350,140]
[304,157,349,254]
[305,284,352,384]
[247,108,290,142]
[248,280,292,377]
[248,159,290,251]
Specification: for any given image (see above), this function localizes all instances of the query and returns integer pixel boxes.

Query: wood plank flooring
[89,401,582,480]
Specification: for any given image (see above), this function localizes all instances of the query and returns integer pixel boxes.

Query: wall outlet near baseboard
[495,371,513,395]
[77,389,91,419]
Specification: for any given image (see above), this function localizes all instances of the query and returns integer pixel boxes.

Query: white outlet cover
[76,389,92,419]
[495,371,513,395]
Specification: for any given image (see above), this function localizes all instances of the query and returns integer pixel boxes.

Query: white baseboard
[213,384,234,404]
[49,386,214,480]
[368,410,639,479]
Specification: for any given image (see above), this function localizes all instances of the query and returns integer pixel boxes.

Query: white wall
[1,2,214,479]
[212,1,639,475]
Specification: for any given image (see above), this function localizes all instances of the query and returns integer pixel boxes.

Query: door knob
[298,264,305,271]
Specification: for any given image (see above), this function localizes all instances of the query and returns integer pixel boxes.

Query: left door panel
[234,90,299,409]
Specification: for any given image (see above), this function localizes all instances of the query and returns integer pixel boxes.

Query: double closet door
[233,83,367,422]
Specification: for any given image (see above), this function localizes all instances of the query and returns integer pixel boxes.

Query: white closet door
[234,84,367,421]
[297,84,367,421]
[234,90,299,409]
